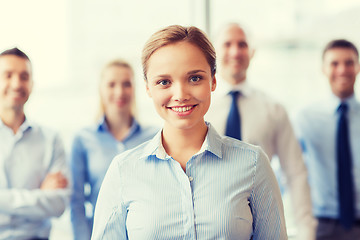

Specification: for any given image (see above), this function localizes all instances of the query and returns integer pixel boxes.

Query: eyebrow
[154,70,207,78]
[154,74,171,79]
[3,70,30,74]
[187,70,207,75]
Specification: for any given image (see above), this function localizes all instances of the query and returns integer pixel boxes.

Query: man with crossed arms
[0,48,70,240]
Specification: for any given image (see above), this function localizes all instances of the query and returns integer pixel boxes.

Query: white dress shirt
[206,80,315,240]
[0,118,70,240]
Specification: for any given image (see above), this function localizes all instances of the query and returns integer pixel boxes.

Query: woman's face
[100,65,134,115]
[146,41,216,131]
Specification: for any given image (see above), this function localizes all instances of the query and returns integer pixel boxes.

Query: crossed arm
[0,171,70,219]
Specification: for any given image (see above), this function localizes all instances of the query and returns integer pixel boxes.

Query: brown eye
[123,81,132,88]
[20,73,30,81]
[224,42,231,48]
[345,60,354,67]
[239,42,248,48]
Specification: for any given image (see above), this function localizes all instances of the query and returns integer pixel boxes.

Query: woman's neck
[105,111,133,141]
[162,120,208,171]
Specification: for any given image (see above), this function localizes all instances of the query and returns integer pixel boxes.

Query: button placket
[185,157,197,238]
[169,157,195,236]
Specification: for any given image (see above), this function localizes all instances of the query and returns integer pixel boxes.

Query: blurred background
[1,0,360,239]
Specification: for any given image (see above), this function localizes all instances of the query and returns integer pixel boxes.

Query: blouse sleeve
[91,158,128,240]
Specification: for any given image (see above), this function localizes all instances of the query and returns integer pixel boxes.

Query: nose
[337,63,348,75]
[229,44,242,58]
[10,74,23,89]
[114,84,124,97]
[173,82,190,102]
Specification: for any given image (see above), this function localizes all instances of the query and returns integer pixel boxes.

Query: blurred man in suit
[206,22,315,240]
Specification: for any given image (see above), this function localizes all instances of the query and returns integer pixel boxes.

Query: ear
[355,61,360,75]
[29,78,34,93]
[249,48,255,59]
[211,76,217,92]
[321,62,326,75]
[145,80,152,98]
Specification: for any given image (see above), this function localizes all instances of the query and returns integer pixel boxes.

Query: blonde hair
[141,25,216,80]
[97,59,137,120]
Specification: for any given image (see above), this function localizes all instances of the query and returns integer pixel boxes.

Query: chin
[114,107,130,114]
[173,118,206,131]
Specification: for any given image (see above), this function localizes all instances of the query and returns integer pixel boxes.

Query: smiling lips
[169,105,195,113]
[8,90,26,99]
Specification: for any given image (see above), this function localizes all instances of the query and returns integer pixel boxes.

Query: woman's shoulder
[221,136,264,159]
[207,123,261,156]
[208,125,265,164]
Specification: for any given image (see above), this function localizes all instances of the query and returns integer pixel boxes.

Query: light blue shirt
[91,123,287,240]
[0,118,70,240]
[70,117,158,240]
[295,94,360,219]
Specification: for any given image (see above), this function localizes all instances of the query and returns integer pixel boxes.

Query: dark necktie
[225,91,241,140]
[337,102,355,229]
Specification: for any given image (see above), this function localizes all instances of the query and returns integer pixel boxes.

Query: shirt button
[188,176,193,181]
[117,143,125,151]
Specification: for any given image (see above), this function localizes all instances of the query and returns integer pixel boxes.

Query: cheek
[194,87,212,103]
[149,88,170,107]
[124,87,134,97]
[323,69,334,79]
[100,88,113,101]
[222,53,231,63]
[0,81,6,91]
[26,84,33,95]
[153,94,169,107]
[240,53,250,62]
[348,68,358,77]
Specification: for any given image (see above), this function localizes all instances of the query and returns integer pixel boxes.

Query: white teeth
[172,106,193,112]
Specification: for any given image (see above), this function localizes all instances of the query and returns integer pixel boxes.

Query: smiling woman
[91,25,287,240]
[145,41,216,154]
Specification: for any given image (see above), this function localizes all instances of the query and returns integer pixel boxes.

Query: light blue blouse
[91,123,287,240]
[70,117,158,240]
